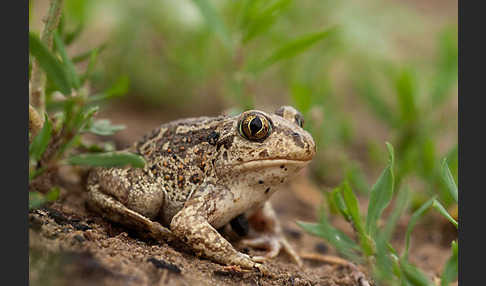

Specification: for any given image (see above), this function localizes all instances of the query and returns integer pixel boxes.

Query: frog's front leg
[170,182,261,270]
[241,201,303,267]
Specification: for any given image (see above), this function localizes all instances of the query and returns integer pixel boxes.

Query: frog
[86,106,316,271]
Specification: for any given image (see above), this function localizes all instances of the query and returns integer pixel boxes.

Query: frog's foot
[241,234,303,267]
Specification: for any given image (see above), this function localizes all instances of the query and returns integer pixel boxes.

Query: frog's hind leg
[241,202,303,267]
[86,173,177,242]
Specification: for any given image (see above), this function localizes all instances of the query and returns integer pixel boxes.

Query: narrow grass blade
[29,192,46,210]
[82,119,125,136]
[330,186,350,220]
[403,197,435,260]
[242,0,292,43]
[53,31,80,89]
[366,142,395,238]
[297,220,362,263]
[340,182,374,256]
[249,27,337,73]
[354,76,397,128]
[72,44,107,63]
[29,32,72,95]
[88,75,130,102]
[432,199,458,228]
[380,186,410,242]
[430,27,458,106]
[29,113,53,162]
[441,241,458,286]
[80,46,100,84]
[191,0,231,48]
[441,158,458,203]
[67,152,146,168]
[394,67,418,125]
[400,258,435,286]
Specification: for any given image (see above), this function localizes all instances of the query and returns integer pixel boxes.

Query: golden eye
[239,113,272,142]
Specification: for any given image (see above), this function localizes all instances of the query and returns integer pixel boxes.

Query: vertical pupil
[249,117,263,134]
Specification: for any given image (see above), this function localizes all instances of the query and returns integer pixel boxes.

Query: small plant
[352,27,458,207]
[29,0,145,209]
[298,142,458,286]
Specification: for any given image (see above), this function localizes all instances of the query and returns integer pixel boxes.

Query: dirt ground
[28,103,457,286]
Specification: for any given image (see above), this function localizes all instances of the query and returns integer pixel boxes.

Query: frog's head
[214,106,316,189]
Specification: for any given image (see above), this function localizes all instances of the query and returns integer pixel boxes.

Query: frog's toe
[241,235,282,259]
[241,235,303,267]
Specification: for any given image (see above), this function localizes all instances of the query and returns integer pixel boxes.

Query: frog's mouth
[231,158,311,171]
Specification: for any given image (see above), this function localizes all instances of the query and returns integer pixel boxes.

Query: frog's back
[129,115,231,223]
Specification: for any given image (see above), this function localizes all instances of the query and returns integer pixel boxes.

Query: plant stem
[29,0,65,114]
[29,104,44,142]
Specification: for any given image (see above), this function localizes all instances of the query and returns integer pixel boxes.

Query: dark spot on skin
[259,150,269,158]
[237,157,243,162]
[274,107,285,118]
[280,165,285,169]
[265,187,270,194]
[287,130,305,148]
[216,135,234,151]
[284,168,288,171]
[295,113,305,128]
[280,179,285,183]
[207,131,220,145]
[190,174,201,184]
[223,151,228,160]
[172,154,177,160]
[258,180,264,184]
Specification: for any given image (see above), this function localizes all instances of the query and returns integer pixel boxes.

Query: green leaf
[354,76,396,128]
[72,44,106,63]
[89,75,130,102]
[441,158,458,203]
[380,186,410,242]
[340,181,374,256]
[403,197,435,260]
[249,27,337,73]
[82,119,125,136]
[191,0,231,48]
[80,46,100,85]
[242,0,292,43]
[330,186,350,220]
[290,82,314,115]
[29,192,46,210]
[345,163,370,194]
[400,258,435,286]
[430,27,458,106]
[366,142,395,238]
[54,31,80,89]
[29,114,53,162]
[297,219,362,263]
[441,241,458,286]
[29,32,72,95]
[432,199,458,228]
[45,187,60,202]
[69,105,99,133]
[63,22,84,46]
[67,152,146,168]
[395,67,418,125]
[29,187,60,210]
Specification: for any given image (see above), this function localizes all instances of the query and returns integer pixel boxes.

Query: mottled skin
[86,106,316,271]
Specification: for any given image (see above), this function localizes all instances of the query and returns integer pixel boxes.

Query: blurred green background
[31,0,457,206]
